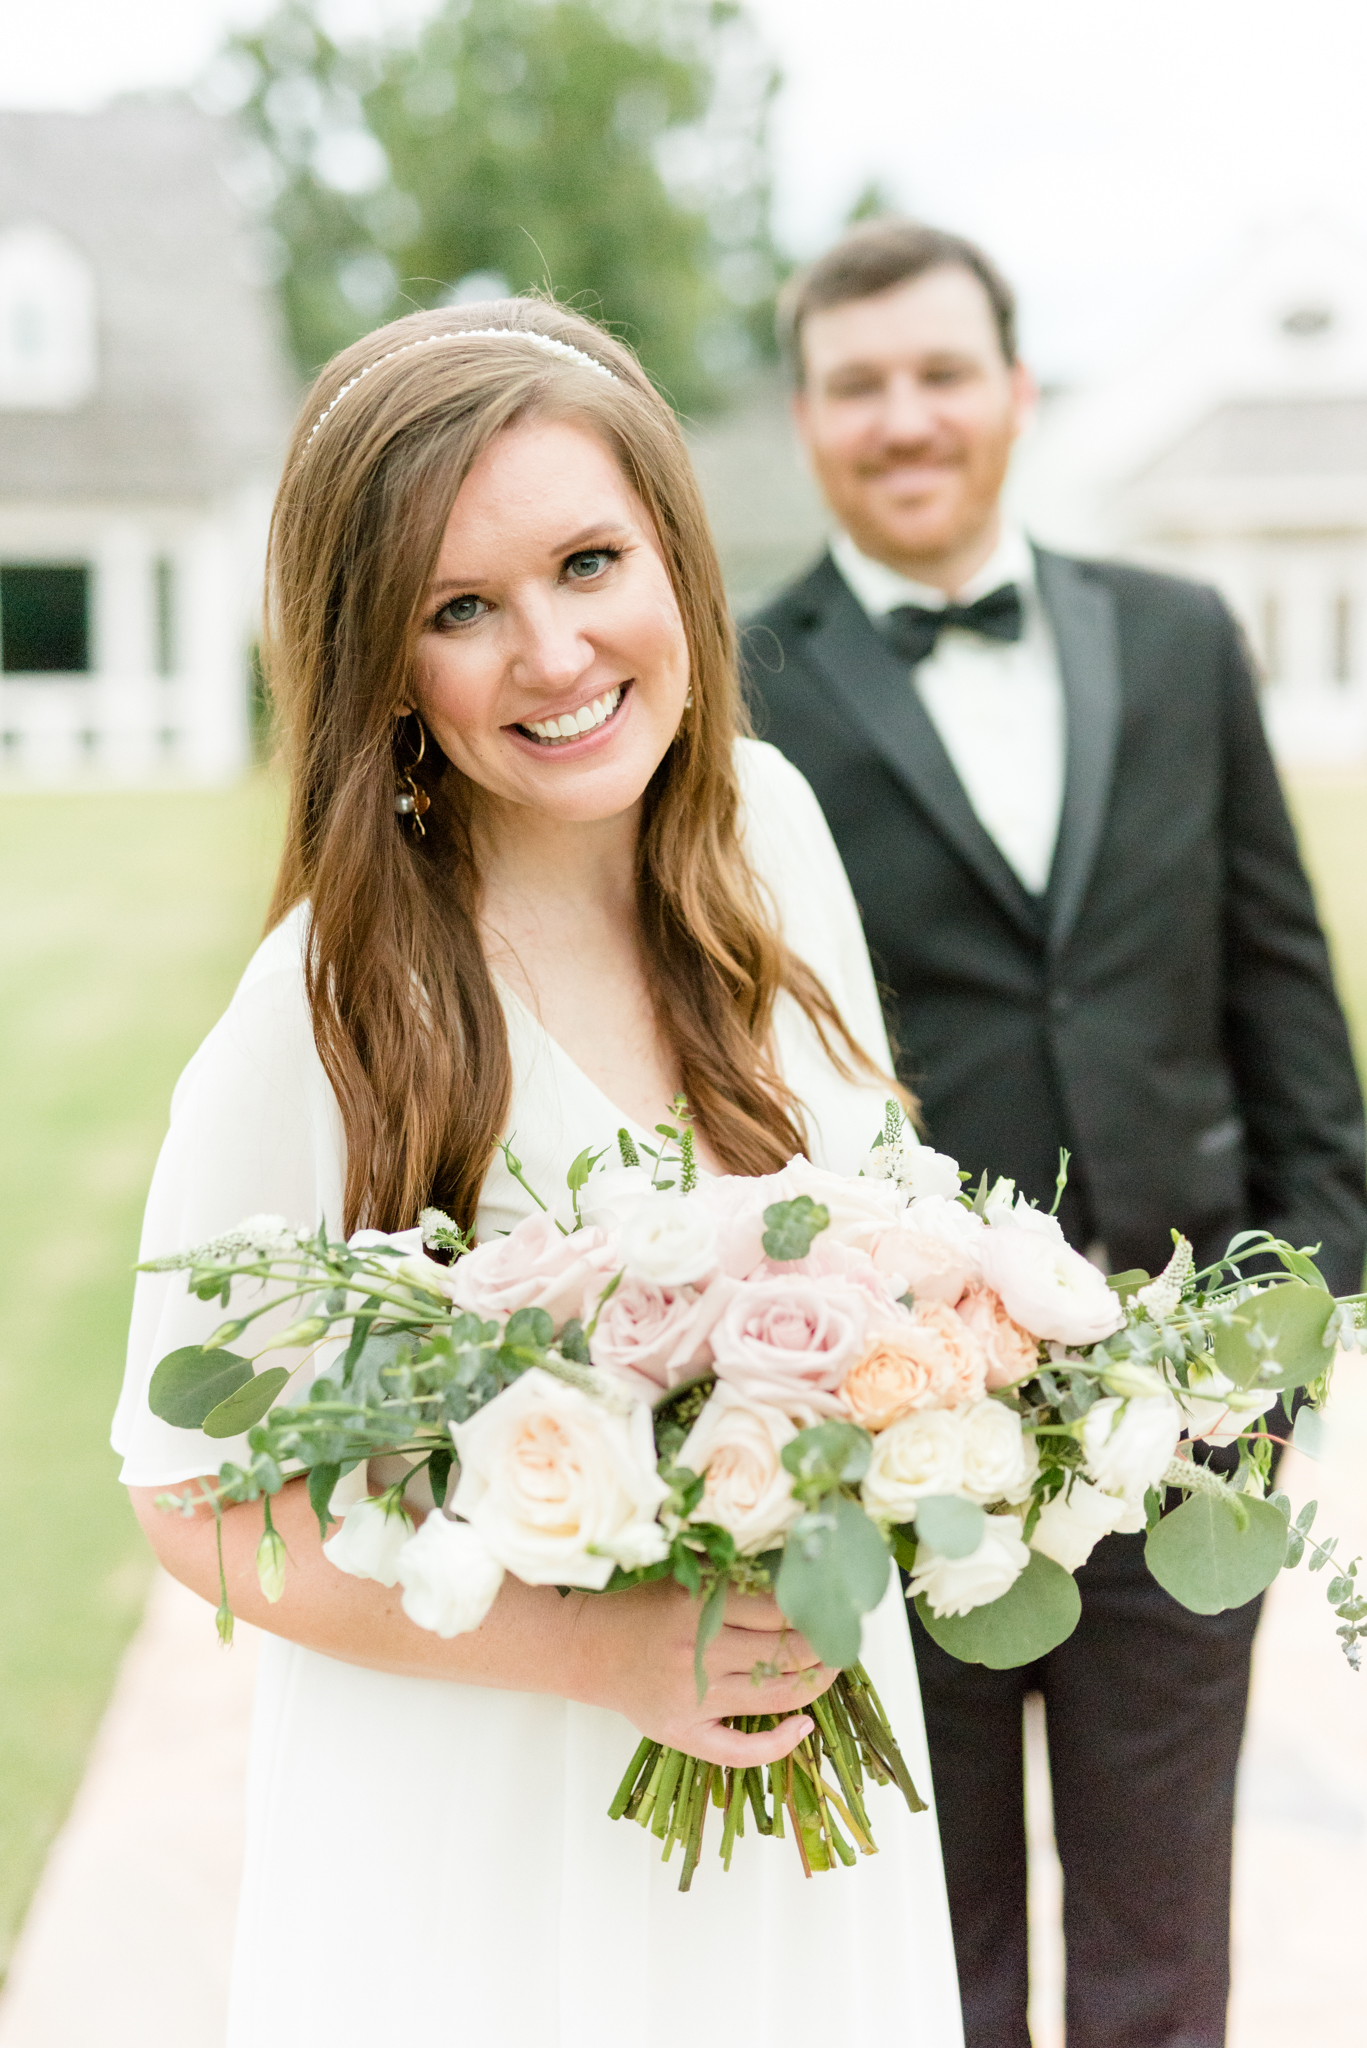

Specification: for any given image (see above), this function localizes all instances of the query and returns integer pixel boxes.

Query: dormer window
[0,222,98,411]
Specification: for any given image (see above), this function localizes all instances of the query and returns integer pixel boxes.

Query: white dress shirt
[830,527,1066,896]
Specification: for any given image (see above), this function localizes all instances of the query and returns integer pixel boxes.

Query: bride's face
[412,416,691,827]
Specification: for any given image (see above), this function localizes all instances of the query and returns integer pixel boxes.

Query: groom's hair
[779,218,1018,383]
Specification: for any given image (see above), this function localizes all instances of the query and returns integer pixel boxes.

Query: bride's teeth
[521,684,624,744]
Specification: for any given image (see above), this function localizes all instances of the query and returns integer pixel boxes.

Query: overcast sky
[7,0,1367,381]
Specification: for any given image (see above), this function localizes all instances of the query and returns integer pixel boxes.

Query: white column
[178,513,250,782]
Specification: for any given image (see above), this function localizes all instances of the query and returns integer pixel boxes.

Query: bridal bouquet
[145,1105,1366,1887]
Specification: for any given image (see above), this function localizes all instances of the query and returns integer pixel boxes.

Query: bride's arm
[132,1479,831,1768]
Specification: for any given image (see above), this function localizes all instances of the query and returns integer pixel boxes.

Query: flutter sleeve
[112,906,347,1488]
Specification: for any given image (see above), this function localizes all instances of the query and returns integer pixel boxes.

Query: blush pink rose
[871,1226,975,1307]
[710,1276,868,1420]
[585,1272,734,1397]
[957,1284,1041,1389]
[687,1174,776,1279]
[448,1214,616,1325]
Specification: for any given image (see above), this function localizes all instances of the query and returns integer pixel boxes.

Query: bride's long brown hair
[265,298,883,1235]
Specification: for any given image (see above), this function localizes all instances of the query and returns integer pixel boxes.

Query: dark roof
[1140,395,1367,483]
[0,99,296,501]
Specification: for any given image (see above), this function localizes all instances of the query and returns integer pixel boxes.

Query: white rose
[620,1194,719,1287]
[677,1384,803,1555]
[861,1408,965,1523]
[769,1155,904,1249]
[395,1513,505,1637]
[322,1495,414,1587]
[959,1398,1035,1504]
[897,1145,963,1202]
[451,1367,668,1590]
[909,1514,1030,1618]
[979,1225,1124,1346]
[1081,1394,1183,1504]
[580,1164,658,1231]
[1029,1475,1143,1573]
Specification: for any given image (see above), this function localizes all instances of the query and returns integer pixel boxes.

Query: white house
[0,100,294,784]
[1014,217,1367,765]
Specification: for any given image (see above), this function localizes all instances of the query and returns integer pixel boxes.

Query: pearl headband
[302,326,617,451]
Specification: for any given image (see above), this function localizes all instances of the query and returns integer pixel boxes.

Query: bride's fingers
[687,1711,816,1770]
[702,1663,839,1720]
[709,1620,824,1678]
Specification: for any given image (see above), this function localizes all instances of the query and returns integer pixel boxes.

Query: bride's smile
[415,416,690,824]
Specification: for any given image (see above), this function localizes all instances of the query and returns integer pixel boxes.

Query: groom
[743,217,1367,2048]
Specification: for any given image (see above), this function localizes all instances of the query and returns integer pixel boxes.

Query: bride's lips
[504,681,633,760]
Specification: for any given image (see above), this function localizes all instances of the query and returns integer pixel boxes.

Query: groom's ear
[1007,360,1039,441]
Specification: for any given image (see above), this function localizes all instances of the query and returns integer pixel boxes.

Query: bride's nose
[505,587,595,694]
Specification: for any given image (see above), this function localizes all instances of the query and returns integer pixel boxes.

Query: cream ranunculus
[959,1397,1034,1504]
[620,1194,720,1288]
[395,1513,506,1636]
[677,1383,803,1555]
[860,1408,965,1523]
[768,1155,904,1249]
[1081,1393,1183,1505]
[909,1513,1030,1617]
[451,1367,669,1589]
[978,1225,1125,1347]
[1029,1475,1143,1572]
[322,1495,414,1587]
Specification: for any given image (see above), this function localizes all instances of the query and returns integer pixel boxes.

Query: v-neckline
[494,973,660,1146]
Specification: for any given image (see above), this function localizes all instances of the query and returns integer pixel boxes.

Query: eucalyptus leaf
[1106,1269,1151,1300]
[1212,1281,1334,1392]
[307,1461,342,1539]
[775,1495,889,1669]
[693,1574,730,1702]
[148,1346,253,1429]
[1144,1494,1287,1614]
[915,1550,1082,1668]
[761,1196,830,1263]
[202,1366,292,1438]
[781,1421,872,1498]
[1293,1406,1327,1459]
[914,1494,986,1560]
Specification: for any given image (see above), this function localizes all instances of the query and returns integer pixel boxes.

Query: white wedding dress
[113,739,963,2048]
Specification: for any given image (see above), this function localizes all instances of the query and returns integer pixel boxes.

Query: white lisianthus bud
[959,1398,1035,1504]
[395,1514,505,1637]
[1098,1357,1174,1400]
[909,1514,1030,1617]
[322,1495,414,1587]
[395,1250,460,1299]
[620,1195,719,1287]
[1081,1394,1183,1504]
[255,1523,287,1603]
[982,1178,1017,1225]
[861,1409,965,1523]
[1029,1475,1143,1572]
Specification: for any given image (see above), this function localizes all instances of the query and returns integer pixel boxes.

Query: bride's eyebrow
[425,521,634,600]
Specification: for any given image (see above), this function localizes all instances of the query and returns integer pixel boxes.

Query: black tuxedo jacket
[744,548,1367,1291]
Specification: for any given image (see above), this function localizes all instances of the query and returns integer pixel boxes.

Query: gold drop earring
[394,716,431,837]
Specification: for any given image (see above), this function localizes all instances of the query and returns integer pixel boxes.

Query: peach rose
[957,1284,1041,1389]
[842,1302,988,1427]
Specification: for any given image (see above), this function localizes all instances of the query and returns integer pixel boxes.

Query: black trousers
[910,1531,1261,2048]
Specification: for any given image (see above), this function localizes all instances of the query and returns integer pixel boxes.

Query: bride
[113,300,963,2046]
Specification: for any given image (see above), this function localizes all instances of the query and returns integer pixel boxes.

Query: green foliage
[213,0,781,407]
[147,1345,253,1428]
[1144,1494,1288,1614]
[1212,1279,1336,1392]
[916,1551,1082,1668]
[913,1494,986,1560]
[761,1196,830,1263]
[203,1365,293,1438]
[775,1495,889,1669]
[781,1420,870,1501]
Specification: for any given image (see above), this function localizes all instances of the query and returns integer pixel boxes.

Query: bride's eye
[563,547,620,583]
[433,593,488,629]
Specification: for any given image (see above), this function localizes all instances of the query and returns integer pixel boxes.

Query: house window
[1332,593,1353,685]
[153,555,176,677]
[0,564,92,673]
[0,223,98,412]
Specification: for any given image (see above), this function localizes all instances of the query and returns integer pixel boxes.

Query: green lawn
[0,766,1361,1976]
[0,777,284,1974]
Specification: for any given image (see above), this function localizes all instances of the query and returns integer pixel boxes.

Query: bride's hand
[567,1579,838,1768]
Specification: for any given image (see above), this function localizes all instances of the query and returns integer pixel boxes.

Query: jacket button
[1048,990,1073,1016]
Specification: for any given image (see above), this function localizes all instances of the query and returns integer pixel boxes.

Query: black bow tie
[882,582,1024,666]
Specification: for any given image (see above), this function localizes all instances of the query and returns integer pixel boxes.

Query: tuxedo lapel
[795,556,1042,940]
[1035,548,1122,954]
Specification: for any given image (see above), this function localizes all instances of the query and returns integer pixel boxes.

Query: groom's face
[793,265,1035,582]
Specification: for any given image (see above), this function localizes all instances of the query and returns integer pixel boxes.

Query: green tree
[204,0,780,411]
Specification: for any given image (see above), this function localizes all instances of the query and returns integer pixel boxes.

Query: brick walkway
[1,1359,1363,2047]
